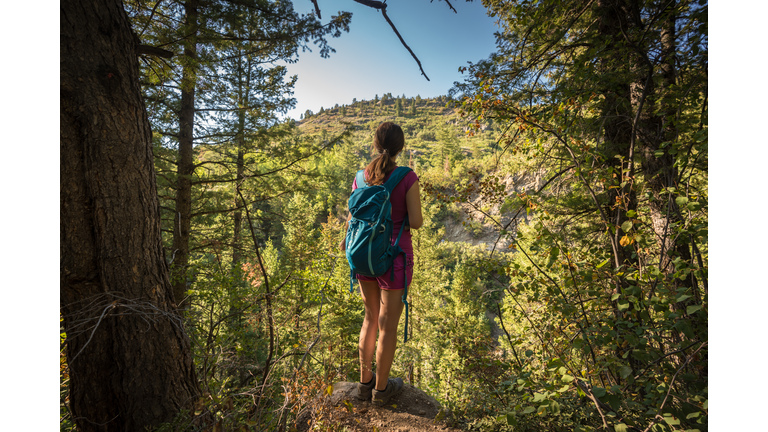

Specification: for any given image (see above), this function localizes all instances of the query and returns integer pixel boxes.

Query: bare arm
[405,180,423,229]
[339,212,352,251]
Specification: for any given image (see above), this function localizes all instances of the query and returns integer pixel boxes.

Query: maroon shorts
[356,253,414,290]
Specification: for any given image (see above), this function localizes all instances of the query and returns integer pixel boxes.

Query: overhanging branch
[353,0,430,81]
[137,44,174,58]
[310,0,321,19]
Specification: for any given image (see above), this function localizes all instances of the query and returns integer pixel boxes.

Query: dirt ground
[296,381,463,432]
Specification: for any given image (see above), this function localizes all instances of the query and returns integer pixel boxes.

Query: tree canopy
[60,0,707,430]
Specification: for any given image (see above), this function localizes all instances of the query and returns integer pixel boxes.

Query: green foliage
[440,0,709,430]
[61,3,707,430]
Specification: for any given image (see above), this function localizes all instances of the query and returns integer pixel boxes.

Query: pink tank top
[352,168,419,253]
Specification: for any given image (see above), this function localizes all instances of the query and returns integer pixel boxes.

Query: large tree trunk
[61,1,200,430]
[596,0,637,268]
[171,0,199,308]
[639,2,690,276]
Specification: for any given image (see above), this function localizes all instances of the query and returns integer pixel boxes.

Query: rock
[296,381,460,432]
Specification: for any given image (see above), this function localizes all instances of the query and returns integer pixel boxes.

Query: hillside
[297,95,497,159]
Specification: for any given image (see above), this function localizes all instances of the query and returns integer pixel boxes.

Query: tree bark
[640,2,688,275]
[597,0,638,269]
[61,0,200,430]
[232,53,249,268]
[171,0,200,308]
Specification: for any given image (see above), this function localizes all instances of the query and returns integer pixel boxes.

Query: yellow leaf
[619,235,633,247]
[326,385,333,396]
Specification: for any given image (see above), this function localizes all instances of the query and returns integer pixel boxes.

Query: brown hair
[364,122,405,186]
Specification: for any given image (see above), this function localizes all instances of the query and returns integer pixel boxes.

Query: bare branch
[137,44,174,58]
[310,0,321,19]
[435,0,457,14]
[354,1,430,81]
[138,0,164,37]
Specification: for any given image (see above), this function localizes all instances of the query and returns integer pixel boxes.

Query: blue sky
[282,0,499,119]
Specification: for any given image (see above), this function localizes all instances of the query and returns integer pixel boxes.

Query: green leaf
[533,392,546,402]
[663,414,680,426]
[621,221,633,232]
[675,196,689,207]
[619,366,632,379]
[676,294,691,302]
[506,412,518,425]
[618,301,629,311]
[522,406,535,414]
[626,210,637,217]
[611,293,621,301]
[687,305,703,315]
[596,258,610,269]
[550,401,561,415]
[562,374,574,383]
[687,201,701,211]
[592,387,606,397]
[605,394,621,411]
[614,423,628,432]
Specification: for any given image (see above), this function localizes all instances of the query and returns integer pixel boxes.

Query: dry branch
[137,44,174,58]
[352,0,430,80]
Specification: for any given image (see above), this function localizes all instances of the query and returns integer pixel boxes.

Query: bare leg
[359,280,381,383]
[375,288,404,391]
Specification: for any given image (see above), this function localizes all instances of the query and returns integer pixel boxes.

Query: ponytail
[365,122,405,185]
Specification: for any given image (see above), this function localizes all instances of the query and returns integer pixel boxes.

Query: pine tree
[62,1,201,429]
[130,0,351,304]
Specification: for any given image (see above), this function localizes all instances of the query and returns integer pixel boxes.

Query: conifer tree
[130,0,351,304]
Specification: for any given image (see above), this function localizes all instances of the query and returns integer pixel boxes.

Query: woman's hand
[339,237,346,251]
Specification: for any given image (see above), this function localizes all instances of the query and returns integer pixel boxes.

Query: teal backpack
[345,166,412,342]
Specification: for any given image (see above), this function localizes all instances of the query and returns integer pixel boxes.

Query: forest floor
[296,381,462,432]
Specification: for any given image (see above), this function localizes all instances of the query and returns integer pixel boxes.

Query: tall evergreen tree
[61,1,200,430]
[129,0,351,305]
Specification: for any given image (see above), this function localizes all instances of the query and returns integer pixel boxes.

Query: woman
[340,122,423,406]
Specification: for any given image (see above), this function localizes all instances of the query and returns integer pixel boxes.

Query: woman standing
[340,122,423,406]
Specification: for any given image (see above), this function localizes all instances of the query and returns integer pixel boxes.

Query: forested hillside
[61,0,707,431]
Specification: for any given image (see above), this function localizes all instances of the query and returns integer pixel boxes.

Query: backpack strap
[382,166,412,193]
[355,169,367,188]
[402,260,409,343]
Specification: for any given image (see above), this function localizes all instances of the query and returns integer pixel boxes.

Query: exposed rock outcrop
[296,381,460,432]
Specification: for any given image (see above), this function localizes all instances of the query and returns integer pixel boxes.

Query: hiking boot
[356,373,376,400]
[371,377,404,406]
